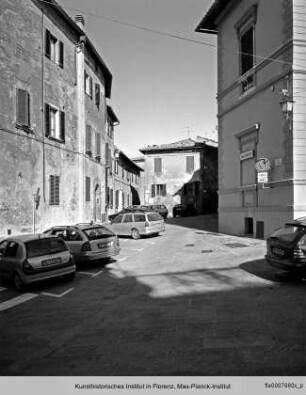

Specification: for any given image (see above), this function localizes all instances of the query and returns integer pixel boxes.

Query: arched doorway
[130,185,140,205]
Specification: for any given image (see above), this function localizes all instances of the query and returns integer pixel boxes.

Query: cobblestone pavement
[0,215,305,376]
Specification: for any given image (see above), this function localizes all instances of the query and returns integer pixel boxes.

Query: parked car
[108,205,149,221]
[44,223,120,264]
[266,217,306,277]
[0,234,75,292]
[148,204,168,219]
[172,204,198,217]
[107,211,165,239]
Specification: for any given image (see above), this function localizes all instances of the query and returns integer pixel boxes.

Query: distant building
[139,137,218,215]
[107,148,143,217]
[0,0,118,237]
[196,0,306,238]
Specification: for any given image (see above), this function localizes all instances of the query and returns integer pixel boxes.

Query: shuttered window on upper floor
[186,156,194,173]
[154,158,162,173]
[45,104,65,142]
[96,132,101,157]
[49,175,60,206]
[16,88,31,127]
[85,176,91,202]
[86,125,92,155]
[45,29,64,68]
[84,71,93,98]
[95,83,100,108]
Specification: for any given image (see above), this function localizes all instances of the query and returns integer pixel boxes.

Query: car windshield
[26,238,68,258]
[84,227,115,240]
[271,224,306,242]
[147,213,162,222]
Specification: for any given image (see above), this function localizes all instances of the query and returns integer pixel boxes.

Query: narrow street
[0,215,305,376]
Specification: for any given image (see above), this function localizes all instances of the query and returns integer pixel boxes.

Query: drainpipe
[41,10,46,203]
[76,36,86,222]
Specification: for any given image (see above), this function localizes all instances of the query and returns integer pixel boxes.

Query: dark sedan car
[266,217,306,277]
[172,204,198,217]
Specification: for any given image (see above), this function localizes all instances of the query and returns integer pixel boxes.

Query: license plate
[273,248,285,257]
[98,242,112,249]
[42,257,62,266]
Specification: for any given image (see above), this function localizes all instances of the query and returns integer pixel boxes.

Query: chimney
[75,14,85,31]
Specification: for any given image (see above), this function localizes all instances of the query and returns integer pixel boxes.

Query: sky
[58,0,218,158]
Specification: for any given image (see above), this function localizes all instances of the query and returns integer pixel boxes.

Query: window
[16,89,30,128]
[236,5,257,94]
[112,214,123,224]
[86,125,92,155]
[45,29,64,68]
[114,160,118,175]
[123,214,133,223]
[151,184,166,197]
[95,132,101,158]
[115,190,119,208]
[134,214,146,222]
[84,71,93,98]
[95,83,100,108]
[186,156,194,173]
[45,104,65,142]
[85,176,91,202]
[50,175,60,205]
[154,158,162,173]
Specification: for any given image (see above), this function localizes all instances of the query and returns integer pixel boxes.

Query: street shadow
[165,214,218,233]
[0,257,305,377]
[240,258,306,284]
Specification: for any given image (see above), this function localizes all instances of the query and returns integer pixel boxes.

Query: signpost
[255,158,270,187]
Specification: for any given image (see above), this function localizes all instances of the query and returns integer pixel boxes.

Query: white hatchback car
[0,234,75,291]
[107,211,165,239]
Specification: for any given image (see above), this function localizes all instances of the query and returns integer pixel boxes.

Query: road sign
[255,158,270,172]
[257,172,268,183]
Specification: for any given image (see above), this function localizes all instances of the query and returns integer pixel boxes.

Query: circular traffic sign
[255,158,270,172]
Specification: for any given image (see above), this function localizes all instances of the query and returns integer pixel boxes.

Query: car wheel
[131,228,140,239]
[13,272,25,292]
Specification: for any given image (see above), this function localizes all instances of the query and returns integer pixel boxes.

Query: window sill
[47,135,65,144]
[15,123,34,134]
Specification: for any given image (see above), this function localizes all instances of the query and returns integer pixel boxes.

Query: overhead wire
[35,0,306,71]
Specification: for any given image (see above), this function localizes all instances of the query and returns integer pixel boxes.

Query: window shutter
[95,83,100,107]
[59,41,64,68]
[151,184,155,198]
[90,77,93,98]
[84,71,87,91]
[45,29,51,58]
[96,132,101,156]
[86,125,92,153]
[50,175,60,205]
[85,176,91,201]
[17,89,29,126]
[45,103,50,137]
[60,111,65,141]
[154,158,162,173]
[162,184,167,197]
[105,142,109,165]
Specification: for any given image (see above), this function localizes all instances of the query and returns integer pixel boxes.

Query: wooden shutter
[154,158,162,173]
[58,41,64,68]
[151,184,155,198]
[86,125,92,153]
[45,103,50,137]
[96,132,101,156]
[60,111,65,141]
[95,83,100,107]
[50,175,60,205]
[162,184,167,197]
[89,77,93,98]
[17,89,30,126]
[45,29,51,58]
[85,176,91,201]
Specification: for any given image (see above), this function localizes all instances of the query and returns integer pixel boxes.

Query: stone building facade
[196,0,306,238]
[0,0,118,237]
[139,137,218,215]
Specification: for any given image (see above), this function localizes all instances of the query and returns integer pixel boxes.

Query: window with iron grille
[45,29,64,68]
[85,125,92,155]
[16,88,31,128]
[154,158,162,173]
[186,156,194,173]
[85,176,91,201]
[45,104,65,142]
[49,175,60,205]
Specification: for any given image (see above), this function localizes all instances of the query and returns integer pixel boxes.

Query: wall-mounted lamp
[280,89,294,130]
[114,150,120,159]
